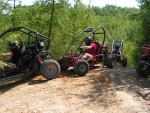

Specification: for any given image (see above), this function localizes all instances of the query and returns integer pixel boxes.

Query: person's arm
[80,46,92,51]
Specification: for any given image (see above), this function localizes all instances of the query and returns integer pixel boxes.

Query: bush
[0,60,6,69]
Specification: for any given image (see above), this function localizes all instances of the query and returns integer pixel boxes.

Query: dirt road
[0,66,150,113]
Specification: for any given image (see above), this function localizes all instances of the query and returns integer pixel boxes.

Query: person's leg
[0,63,17,74]
[81,53,93,60]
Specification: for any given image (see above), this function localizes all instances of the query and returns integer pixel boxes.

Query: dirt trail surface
[0,66,150,113]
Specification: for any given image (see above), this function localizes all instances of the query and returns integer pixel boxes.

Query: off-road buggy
[136,44,150,77]
[107,40,127,67]
[0,26,60,87]
[58,26,112,76]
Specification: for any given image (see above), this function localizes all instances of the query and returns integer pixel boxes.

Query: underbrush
[0,60,6,69]
[123,41,139,67]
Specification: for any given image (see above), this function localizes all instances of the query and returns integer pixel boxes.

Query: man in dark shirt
[9,40,25,66]
[0,41,18,73]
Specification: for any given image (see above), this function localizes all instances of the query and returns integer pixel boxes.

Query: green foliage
[138,0,150,42]
[123,41,139,66]
[0,0,143,66]
[0,34,22,53]
[0,60,6,69]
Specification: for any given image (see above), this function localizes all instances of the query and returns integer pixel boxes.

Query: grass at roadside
[0,60,6,69]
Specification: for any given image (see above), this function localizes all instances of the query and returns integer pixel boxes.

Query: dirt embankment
[0,67,150,113]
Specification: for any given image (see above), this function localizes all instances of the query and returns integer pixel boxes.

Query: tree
[138,0,150,42]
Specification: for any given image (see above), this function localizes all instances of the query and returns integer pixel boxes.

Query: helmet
[84,36,93,46]
[9,41,19,50]
[114,44,120,50]
[37,41,44,50]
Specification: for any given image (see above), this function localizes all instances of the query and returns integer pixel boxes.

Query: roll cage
[63,26,106,56]
[0,26,50,50]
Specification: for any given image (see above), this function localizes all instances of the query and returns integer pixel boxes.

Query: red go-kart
[58,26,110,76]
[136,44,150,77]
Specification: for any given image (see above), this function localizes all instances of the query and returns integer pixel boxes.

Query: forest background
[0,0,149,66]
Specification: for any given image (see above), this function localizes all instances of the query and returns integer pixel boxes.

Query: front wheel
[61,66,69,71]
[104,55,116,68]
[121,57,127,67]
[136,61,149,77]
[74,60,90,76]
[40,59,61,79]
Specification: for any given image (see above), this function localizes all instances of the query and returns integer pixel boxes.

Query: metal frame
[63,27,94,56]
[0,26,50,87]
[63,26,106,56]
[0,26,49,40]
[111,40,123,53]
[59,26,107,69]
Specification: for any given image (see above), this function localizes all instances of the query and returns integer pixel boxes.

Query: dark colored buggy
[0,26,60,87]
[58,26,110,76]
[110,40,127,67]
[136,44,150,77]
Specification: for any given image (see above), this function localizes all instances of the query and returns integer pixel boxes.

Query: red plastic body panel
[141,44,150,56]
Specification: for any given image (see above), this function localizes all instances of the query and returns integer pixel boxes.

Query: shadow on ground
[0,75,33,93]
[77,67,150,108]
[0,74,48,93]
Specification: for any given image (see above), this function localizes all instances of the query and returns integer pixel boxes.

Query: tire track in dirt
[0,67,149,113]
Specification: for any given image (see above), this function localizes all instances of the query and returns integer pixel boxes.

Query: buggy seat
[112,44,121,55]
[91,41,107,63]
[94,41,108,54]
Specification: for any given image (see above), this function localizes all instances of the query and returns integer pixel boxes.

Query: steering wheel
[79,48,84,54]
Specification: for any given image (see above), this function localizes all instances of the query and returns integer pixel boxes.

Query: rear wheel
[104,55,116,68]
[40,59,60,79]
[74,60,90,76]
[0,63,17,74]
[61,66,69,71]
[121,57,127,67]
[136,61,149,77]
[58,57,71,71]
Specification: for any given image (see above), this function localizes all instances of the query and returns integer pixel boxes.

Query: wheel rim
[78,64,86,73]
[143,65,148,71]
[142,65,149,74]
[112,58,116,66]
[46,64,58,76]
